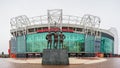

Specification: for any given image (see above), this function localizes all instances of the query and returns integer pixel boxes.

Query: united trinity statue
[46,31,65,49]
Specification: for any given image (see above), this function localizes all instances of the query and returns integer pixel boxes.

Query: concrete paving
[1,58,120,68]
[5,57,107,64]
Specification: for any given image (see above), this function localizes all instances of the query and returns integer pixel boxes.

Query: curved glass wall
[26,32,85,53]
[85,35,95,53]
[17,36,26,53]
[26,33,47,52]
[100,37,114,53]
[63,33,85,53]
[10,37,17,54]
[11,32,114,54]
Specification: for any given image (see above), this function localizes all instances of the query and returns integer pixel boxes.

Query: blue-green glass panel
[101,37,114,53]
[17,36,26,53]
[85,35,94,53]
[26,33,47,52]
[26,32,85,53]
[11,37,17,54]
[94,38,101,52]
[63,33,85,53]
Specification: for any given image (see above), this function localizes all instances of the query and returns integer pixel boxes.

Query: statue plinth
[42,49,69,65]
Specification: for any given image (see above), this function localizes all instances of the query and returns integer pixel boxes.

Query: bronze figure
[59,32,65,49]
[53,32,59,49]
[46,32,52,49]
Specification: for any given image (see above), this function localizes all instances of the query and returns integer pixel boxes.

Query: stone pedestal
[42,49,69,65]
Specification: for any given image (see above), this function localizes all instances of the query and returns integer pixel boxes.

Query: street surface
[0,58,120,68]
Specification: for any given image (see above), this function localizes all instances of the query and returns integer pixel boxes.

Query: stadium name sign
[37,28,74,33]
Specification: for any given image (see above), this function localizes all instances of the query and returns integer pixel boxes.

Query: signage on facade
[37,28,74,32]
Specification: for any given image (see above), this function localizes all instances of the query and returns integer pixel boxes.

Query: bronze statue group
[46,31,65,49]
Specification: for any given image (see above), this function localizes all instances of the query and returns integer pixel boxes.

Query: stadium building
[9,9,118,58]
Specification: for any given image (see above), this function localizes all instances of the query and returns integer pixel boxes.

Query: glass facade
[94,38,101,52]
[63,33,85,53]
[10,32,114,54]
[100,37,114,53]
[85,35,94,53]
[26,33,47,52]
[26,32,85,53]
[17,36,26,53]
[10,37,17,54]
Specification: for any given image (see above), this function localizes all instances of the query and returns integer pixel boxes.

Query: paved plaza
[6,57,107,64]
[0,58,120,68]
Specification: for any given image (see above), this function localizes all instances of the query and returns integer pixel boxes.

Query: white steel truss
[10,9,101,38]
[48,9,62,31]
[81,14,101,36]
[81,14,101,53]
[10,15,30,36]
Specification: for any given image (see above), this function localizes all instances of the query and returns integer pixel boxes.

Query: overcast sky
[0,0,120,54]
